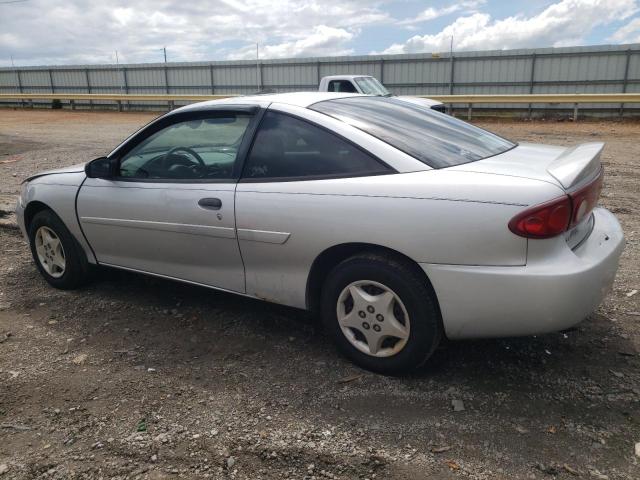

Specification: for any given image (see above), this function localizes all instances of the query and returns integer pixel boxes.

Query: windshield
[354,77,389,96]
[310,96,515,169]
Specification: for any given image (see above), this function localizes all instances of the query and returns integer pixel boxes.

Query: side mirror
[85,157,112,179]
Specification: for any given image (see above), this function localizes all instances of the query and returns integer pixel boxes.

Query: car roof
[176,92,364,112]
[322,75,372,81]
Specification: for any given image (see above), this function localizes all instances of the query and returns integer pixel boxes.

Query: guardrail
[425,93,640,103]
[2,92,640,119]
[424,93,640,120]
[0,93,234,111]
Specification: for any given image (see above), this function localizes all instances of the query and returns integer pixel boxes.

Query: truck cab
[318,75,446,113]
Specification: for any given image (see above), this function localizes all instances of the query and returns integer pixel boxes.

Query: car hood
[24,162,86,182]
[396,96,444,108]
[448,142,603,190]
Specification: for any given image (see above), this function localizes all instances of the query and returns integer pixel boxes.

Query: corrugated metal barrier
[1,43,639,117]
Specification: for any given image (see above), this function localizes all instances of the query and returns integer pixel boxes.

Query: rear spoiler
[546,142,603,190]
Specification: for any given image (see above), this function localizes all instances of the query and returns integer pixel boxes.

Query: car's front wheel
[28,209,90,290]
[321,252,442,375]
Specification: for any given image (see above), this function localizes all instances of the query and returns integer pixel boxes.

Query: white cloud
[399,6,461,25]
[112,7,134,26]
[381,0,638,54]
[0,0,390,66]
[0,0,637,67]
[608,16,640,43]
[397,1,485,27]
[227,26,355,60]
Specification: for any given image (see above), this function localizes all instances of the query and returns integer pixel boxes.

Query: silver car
[16,93,624,374]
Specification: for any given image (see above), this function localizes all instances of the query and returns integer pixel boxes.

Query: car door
[77,107,260,293]
[235,105,394,307]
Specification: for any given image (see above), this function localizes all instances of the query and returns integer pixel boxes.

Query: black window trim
[238,108,396,183]
[308,96,518,169]
[107,105,264,184]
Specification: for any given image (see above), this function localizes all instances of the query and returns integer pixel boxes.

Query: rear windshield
[310,96,515,168]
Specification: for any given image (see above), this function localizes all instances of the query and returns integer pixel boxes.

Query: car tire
[321,252,442,375]
[28,209,91,290]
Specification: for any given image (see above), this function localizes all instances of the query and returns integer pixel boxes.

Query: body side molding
[80,216,236,239]
[237,228,291,244]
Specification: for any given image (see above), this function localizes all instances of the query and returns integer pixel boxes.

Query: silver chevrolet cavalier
[16,93,624,374]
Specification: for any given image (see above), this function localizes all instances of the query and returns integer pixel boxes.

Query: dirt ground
[0,109,639,480]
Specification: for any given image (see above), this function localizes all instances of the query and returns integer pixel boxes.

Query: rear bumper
[421,208,624,340]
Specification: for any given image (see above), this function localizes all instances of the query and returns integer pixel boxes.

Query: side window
[328,80,357,93]
[242,111,390,180]
[119,114,252,180]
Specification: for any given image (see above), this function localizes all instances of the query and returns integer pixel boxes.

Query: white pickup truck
[318,75,446,113]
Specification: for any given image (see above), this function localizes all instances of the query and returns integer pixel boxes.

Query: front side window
[353,77,389,96]
[310,97,515,168]
[242,111,390,180]
[328,80,357,93]
[119,114,252,180]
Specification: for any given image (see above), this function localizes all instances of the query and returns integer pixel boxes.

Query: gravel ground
[0,109,639,480]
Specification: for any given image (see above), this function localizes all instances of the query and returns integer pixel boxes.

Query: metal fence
[1,43,639,116]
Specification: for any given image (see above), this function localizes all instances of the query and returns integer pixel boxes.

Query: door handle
[198,197,222,210]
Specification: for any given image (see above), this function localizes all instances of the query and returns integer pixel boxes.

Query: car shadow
[11,259,637,384]
[53,265,635,385]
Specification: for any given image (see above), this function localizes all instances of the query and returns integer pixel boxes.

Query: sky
[0,0,639,67]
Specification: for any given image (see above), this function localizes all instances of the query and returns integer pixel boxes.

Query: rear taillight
[509,196,572,238]
[509,168,603,239]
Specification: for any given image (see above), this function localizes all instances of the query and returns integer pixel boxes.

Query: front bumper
[421,207,624,340]
[15,194,28,241]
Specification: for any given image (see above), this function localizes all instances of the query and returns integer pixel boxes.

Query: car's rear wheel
[28,209,90,290]
[321,252,442,374]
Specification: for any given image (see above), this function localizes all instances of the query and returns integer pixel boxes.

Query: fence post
[528,53,537,120]
[122,67,129,111]
[316,61,321,87]
[164,65,170,110]
[48,69,54,93]
[16,69,24,108]
[48,69,55,109]
[573,103,579,121]
[85,68,93,110]
[467,103,472,121]
[619,49,631,118]
[448,54,455,115]
[210,64,215,94]
[379,59,384,84]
